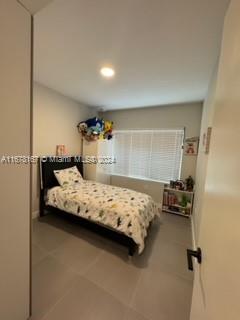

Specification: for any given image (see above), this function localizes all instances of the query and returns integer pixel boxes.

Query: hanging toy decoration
[77,117,113,141]
[104,120,113,140]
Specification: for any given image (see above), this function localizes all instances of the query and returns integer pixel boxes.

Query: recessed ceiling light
[100,67,115,78]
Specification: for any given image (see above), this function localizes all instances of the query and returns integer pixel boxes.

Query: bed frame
[39,156,137,256]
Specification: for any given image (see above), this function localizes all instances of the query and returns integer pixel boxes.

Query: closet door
[0,1,31,319]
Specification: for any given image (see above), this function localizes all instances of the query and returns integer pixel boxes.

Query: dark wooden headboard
[40,156,83,190]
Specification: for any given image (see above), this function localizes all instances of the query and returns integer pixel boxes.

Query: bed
[40,156,159,255]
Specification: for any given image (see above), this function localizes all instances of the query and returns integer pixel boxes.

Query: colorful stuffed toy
[77,117,113,141]
[104,120,113,140]
[78,122,87,133]
[85,117,104,130]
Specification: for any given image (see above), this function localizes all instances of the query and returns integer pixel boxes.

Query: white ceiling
[34,0,230,110]
[19,0,53,14]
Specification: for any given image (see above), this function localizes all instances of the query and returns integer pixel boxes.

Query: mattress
[46,180,159,253]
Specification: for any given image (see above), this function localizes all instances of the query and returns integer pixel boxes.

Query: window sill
[110,173,168,184]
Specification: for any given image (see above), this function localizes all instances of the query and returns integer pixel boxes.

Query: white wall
[19,0,53,14]
[32,82,97,215]
[0,1,31,319]
[111,175,164,204]
[193,69,218,243]
[82,139,112,184]
[101,102,203,203]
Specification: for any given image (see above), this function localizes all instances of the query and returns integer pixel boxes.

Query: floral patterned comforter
[46,181,159,253]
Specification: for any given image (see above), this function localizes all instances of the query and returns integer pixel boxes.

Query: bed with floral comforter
[47,180,159,253]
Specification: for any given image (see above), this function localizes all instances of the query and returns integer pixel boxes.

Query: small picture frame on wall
[184,137,199,156]
[56,145,66,156]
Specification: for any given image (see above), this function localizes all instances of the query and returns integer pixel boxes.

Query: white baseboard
[191,216,196,249]
[32,210,39,219]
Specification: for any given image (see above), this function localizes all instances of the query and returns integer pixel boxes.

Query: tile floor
[31,211,193,320]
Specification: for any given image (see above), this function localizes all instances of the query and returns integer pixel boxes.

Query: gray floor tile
[52,235,103,275]
[157,218,192,247]
[32,212,193,320]
[32,243,48,266]
[42,276,127,320]
[161,212,191,228]
[32,256,78,320]
[70,224,111,247]
[32,218,73,252]
[123,307,150,320]
[148,241,193,281]
[84,248,142,305]
[131,269,193,320]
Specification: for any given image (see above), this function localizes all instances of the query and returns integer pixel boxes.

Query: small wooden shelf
[164,187,194,195]
[162,185,194,218]
[169,204,188,209]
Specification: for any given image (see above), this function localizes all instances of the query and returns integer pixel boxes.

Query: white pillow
[54,166,83,187]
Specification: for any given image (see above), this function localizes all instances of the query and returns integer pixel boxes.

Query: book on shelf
[163,188,192,216]
[163,191,180,206]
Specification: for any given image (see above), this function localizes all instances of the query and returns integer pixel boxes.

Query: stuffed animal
[78,122,87,134]
[91,125,102,135]
[104,120,113,140]
[99,132,105,140]
[77,117,112,141]
[85,117,104,131]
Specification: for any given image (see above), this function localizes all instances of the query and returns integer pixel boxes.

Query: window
[111,129,184,183]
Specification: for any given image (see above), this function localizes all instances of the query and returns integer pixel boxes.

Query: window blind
[111,129,184,183]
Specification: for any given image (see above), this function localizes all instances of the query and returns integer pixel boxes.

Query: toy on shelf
[169,176,195,192]
[185,176,194,192]
[163,177,195,217]
[162,186,194,217]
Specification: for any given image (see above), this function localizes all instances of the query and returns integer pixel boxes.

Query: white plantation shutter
[112,129,184,182]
